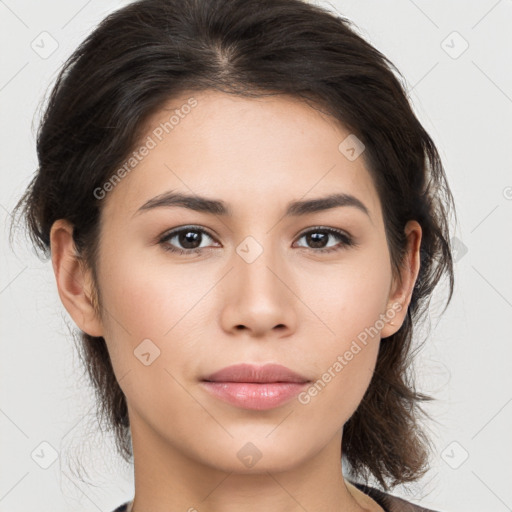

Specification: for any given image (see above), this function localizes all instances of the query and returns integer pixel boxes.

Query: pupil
[308,232,327,248]
[180,231,200,249]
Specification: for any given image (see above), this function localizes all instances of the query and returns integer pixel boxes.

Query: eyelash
[158,225,356,256]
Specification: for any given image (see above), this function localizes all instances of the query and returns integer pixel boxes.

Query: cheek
[301,251,392,348]
[94,240,205,380]
[95,245,208,419]
[97,241,205,336]
[295,253,391,416]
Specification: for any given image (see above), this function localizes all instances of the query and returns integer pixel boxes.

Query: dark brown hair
[12,0,456,492]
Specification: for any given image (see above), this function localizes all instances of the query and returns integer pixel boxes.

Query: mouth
[202,362,310,384]
[200,363,311,410]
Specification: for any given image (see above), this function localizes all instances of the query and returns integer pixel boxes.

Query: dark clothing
[112,480,444,512]
[112,504,129,512]
[348,480,443,511]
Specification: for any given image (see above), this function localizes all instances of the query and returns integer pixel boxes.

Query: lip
[201,363,311,410]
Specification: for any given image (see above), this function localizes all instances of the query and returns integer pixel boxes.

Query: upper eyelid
[160,225,217,241]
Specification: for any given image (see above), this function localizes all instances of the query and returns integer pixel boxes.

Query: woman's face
[57,89,420,475]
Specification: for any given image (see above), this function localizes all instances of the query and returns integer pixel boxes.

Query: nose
[218,238,298,339]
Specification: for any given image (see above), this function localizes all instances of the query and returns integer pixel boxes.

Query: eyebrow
[133,190,371,219]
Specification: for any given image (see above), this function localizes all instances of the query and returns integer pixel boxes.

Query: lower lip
[201,381,309,410]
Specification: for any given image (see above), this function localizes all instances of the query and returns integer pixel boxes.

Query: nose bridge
[219,231,297,335]
[235,232,284,300]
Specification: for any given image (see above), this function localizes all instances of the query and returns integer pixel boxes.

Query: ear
[380,220,422,339]
[50,219,104,337]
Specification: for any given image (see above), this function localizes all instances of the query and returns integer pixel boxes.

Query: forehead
[100,89,381,224]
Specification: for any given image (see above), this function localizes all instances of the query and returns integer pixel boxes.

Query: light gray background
[1,1,511,511]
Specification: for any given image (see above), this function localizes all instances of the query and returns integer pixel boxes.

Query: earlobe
[50,219,104,337]
[380,299,405,340]
[380,220,422,339]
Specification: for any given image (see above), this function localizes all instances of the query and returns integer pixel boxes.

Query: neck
[127,414,377,512]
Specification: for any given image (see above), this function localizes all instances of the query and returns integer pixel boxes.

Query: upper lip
[202,363,310,383]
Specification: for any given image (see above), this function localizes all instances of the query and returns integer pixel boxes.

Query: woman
[13,0,455,510]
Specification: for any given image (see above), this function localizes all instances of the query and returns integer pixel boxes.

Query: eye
[158,226,219,256]
[293,226,356,253]
[158,225,356,256]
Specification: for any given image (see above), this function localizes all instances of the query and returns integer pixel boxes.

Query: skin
[50,89,422,512]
